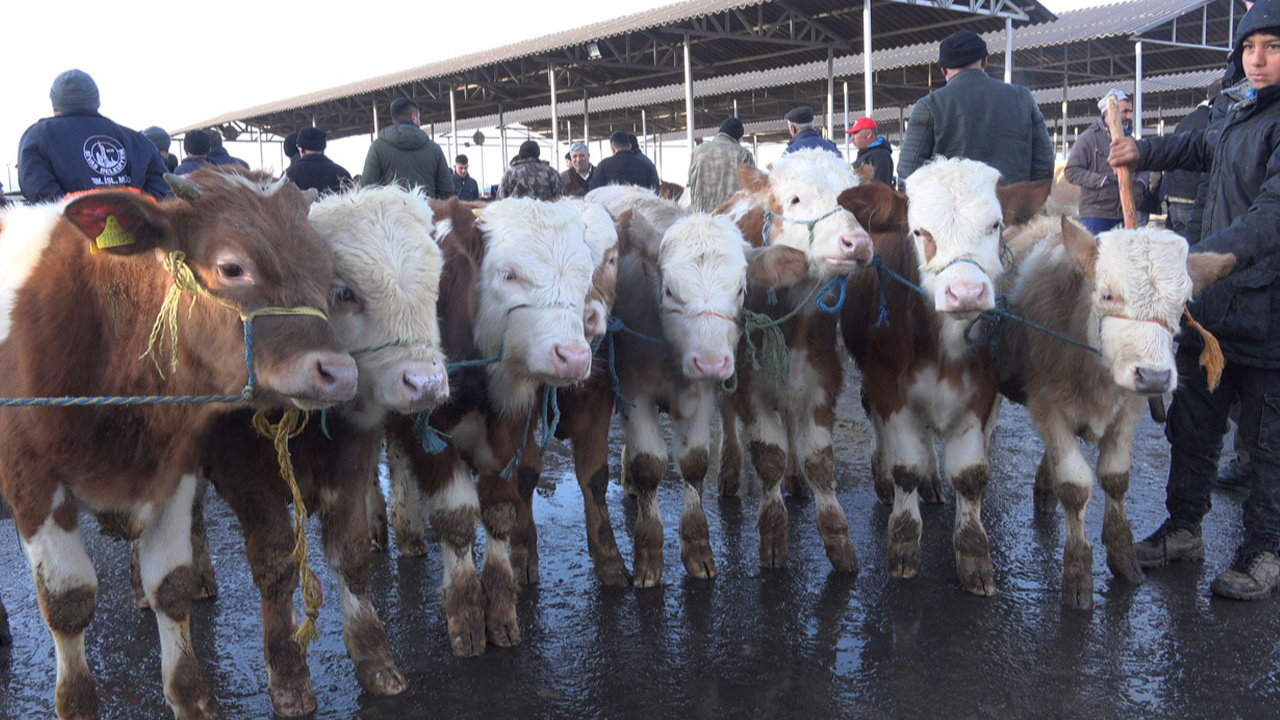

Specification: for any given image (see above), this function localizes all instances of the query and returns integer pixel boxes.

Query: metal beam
[550,63,560,170]
[684,34,695,163]
[864,0,873,117]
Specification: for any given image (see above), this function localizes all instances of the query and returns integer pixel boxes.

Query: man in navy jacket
[782,106,842,157]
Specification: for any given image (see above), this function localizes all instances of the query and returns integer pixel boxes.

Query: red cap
[846,117,878,134]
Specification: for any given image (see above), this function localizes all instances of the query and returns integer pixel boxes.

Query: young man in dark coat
[499,141,565,200]
[452,154,480,201]
[286,127,351,194]
[1162,85,1216,240]
[361,97,455,199]
[174,130,212,176]
[283,132,300,169]
[206,129,250,169]
[846,116,894,185]
[18,69,169,203]
[142,126,180,173]
[782,105,842,157]
[586,130,660,192]
[1113,0,1280,600]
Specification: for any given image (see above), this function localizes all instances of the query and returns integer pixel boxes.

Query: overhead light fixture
[586,42,602,60]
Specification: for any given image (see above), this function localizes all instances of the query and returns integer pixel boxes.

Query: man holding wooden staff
[1109,0,1280,600]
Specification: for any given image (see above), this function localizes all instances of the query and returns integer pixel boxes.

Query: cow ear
[746,245,809,289]
[856,163,877,185]
[1061,216,1098,278]
[997,178,1052,227]
[441,197,485,259]
[739,164,770,195]
[612,209,634,257]
[624,210,663,265]
[1187,252,1236,294]
[838,184,908,234]
[63,191,170,255]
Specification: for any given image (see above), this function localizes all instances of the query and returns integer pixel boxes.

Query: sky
[3,0,1112,192]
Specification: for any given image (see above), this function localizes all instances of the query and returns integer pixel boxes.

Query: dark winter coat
[783,128,842,157]
[897,68,1054,187]
[853,137,894,186]
[453,173,480,201]
[1135,80,1280,368]
[286,153,352,194]
[1064,118,1150,221]
[163,154,179,173]
[17,111,169,202]
[587,150,661,192]
[499,157,565,201]
[174,156,211,176]
[560,166,594,197]
[208,146,249,169]
[1162,103,1211,204]
[361,122,456,199]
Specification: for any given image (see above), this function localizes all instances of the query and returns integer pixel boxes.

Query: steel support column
[826,46,835,140]
[1004,17,1013,83]
[684,33,695,162]
[449,87,457,163]
[843,80,850,159]
[549,63,560,170]
[863,0,873,116]
[1134,41,1144,139]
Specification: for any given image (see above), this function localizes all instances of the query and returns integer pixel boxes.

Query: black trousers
[1166,202,1197,242]
[1165,346,1280,556]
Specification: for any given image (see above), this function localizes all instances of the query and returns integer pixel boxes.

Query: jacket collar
[714,132,741,144]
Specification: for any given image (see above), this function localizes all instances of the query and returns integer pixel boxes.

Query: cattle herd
[0,152,1234,719]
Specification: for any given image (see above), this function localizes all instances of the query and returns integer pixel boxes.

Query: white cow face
[562,199,621,341]
[734,148,873,278]
[904,158,1006,316]
[474,198,595,387]
[1064,221,1234,395]
[654,214,749,381]
[309,186,448,416]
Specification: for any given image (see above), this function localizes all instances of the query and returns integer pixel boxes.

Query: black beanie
[283,132,299,158]
[518,140,540,159]
[938,31,989,69]
[297,127,326,152]
[50,69,100,114]
[719,116,745,140]
[142,126,171,152]
[184,130,211,156]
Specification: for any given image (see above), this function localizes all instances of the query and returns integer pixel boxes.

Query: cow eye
[912,229,922,237]
[330,286,357,304]
[218,262,246,280]
[789,196,801,206]
[501,269,520,283]
[991,221,1002,233]
[1101,290,1115,302]
[664,286,674,298]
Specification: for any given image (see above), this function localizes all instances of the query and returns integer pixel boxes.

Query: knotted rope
[1184,309,1225,391]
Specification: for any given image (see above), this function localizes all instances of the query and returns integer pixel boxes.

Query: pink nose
[943,282,990,312]
[839,233,873,265]
[584,304,605,338]
[690,355,733,380]
[551,344,592,379]
[313,353,358,402]
[402,370,448,405]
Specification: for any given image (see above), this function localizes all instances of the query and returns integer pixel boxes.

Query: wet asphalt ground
[2,362,1278,719]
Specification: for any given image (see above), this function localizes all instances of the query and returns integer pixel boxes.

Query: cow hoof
[268,682,318,718]
[173,699,221,720]
[481,569,521,647]
[759,532,789,570]
[443,572,486,658]
[681,540,718,580]
[1062,567,1095,610]
[717,470,741,497]
[369,525,390,553]
[957,553,997,596]
[394,533,429,558]
[510,547,540,586]
[1033,488,1059,514]
[195,578,218,602]
[134,595,151,611]
[824,537,859,575]
[889,541,921,579]
[356,659,407,696]
[918,476,946,505]
[1107,550,1146,585]
[633,546,665,588]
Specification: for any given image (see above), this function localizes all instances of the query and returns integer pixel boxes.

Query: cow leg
[1033,451,1059,513]
[570,395,631,587]
[427,461,485,657]
[784,446,810,499]
[136,474,218,719]
[675,386,716,580]
[624,396,668,588]
[221,477,314,717]
[945,418,995,596]
[386,436,428,556]
[21,487,100,719]
[1040,412,1096,610]
[744,403,789,569]
[510,444,542,587]
[717,400,743,497]
[1098,403,1144,585]
[477,469,522,646]
[0,587,10,646]
[868,411,894,504]
[319,468,406,696]
[917,433,946,505]
[883,410,927,579]
[366,467,389,553]
[129,476,215,610]
[795,407,857,574]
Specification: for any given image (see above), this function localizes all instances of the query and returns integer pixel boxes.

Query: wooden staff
[1107,94,1166,422]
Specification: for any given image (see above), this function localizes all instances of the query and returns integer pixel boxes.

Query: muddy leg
[1099,403,1144,584]
[1033,452,1058,513]
[624,396,667,588]
[675,385,717,580]
[795,405,857,574]
[136,474,219,719]
[784,446,810,499]
[917,434,946,505]
[883,410,926,579]
[509,451,541,586]
[745,404,789,569]
[428,462,485,657]
[0,587,10,647]
[946,419,995,595]
[477,471,522,646]
[21,487,99,719]
[717,400,743,497]
[385,435,428,556]
[869,412,894,505]
[1041,412,1096,610]
[573,403,631,586]
[189,476,217,600]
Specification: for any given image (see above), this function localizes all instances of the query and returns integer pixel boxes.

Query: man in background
[687,116,755,211]
[361,97,455,198]
[847,117,894,186]
[782,105,841,156]
[561,142,594,197]
[453,154,480,201]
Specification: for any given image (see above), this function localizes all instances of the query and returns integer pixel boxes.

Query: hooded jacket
[687,132,756,212]
[287,153,352,195]
[784,128,842,157]
[587,149,661,192]
[17,110,170,202]
[1065,118,1150,220]
[361,122,455,199]
[1133,2,1280,367]
[853,136,895,186]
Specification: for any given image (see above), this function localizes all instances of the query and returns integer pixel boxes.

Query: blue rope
[815,274,849,314]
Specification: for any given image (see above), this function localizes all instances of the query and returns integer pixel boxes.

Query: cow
[998,216,1234,609]
[714,147,875,573]
[383,197,595,656]
[0,168,357,720]
[189,185,448,716]
[837,158,1051,595]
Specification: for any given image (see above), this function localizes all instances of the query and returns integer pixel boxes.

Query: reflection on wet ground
[2,365,1277,718]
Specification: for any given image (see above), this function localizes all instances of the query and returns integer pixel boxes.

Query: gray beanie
[50,69,100,113]
[142,126,171,151]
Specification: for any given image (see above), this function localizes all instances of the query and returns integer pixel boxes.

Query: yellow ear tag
[92,214,137,253]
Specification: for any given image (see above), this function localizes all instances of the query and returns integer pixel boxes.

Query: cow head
[1061,218,1235,395]
[470,199,595,390]
[901,158,1049,317]
[626,211,748,381]
[62,169,356,409]
[561,199,622,342]
[308,186,448,420]
[730,148,873,278]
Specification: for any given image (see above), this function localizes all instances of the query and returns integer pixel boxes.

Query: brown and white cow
[0,169,356,720]
[193,185,447,716]
[838,158,1051,595]
[999,217,1234,609]
[715,148,874,573]
[384,197,595,655]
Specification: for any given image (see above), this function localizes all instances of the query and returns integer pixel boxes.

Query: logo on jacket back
[83,135,128,176]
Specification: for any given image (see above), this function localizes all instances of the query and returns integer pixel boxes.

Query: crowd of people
[9,0,1280,600]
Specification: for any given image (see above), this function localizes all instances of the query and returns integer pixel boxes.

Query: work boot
[1211,549,1280,601]
[1213,459,1251,499]
[1133,522,1205,568]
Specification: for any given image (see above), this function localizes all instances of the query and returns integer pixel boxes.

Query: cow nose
[402,371,446,403]
[943,282,990,312]
[1133,367,1173,394]
[314,354,358,402]
[584,304,605,338]
[840,233,873,265]
[551,344,592,379]
[690,355,733,380]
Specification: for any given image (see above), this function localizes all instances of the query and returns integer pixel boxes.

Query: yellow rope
[252,408,324,654]
[1184,308,1226,392]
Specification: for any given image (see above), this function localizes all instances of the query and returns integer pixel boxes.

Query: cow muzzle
[390,360,450,412]
[549,343,593,382]
[688,354,734,381]
[280,350,358,408]
[1130,365,1174,395]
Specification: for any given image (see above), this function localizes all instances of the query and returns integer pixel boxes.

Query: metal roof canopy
[184,0,1052,149]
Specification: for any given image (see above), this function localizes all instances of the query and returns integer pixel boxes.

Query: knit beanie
[142,126,171,152]
[184,130,211,156]
[719,117,745,139]
[938,31,989,69]
[50,69,100,113]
